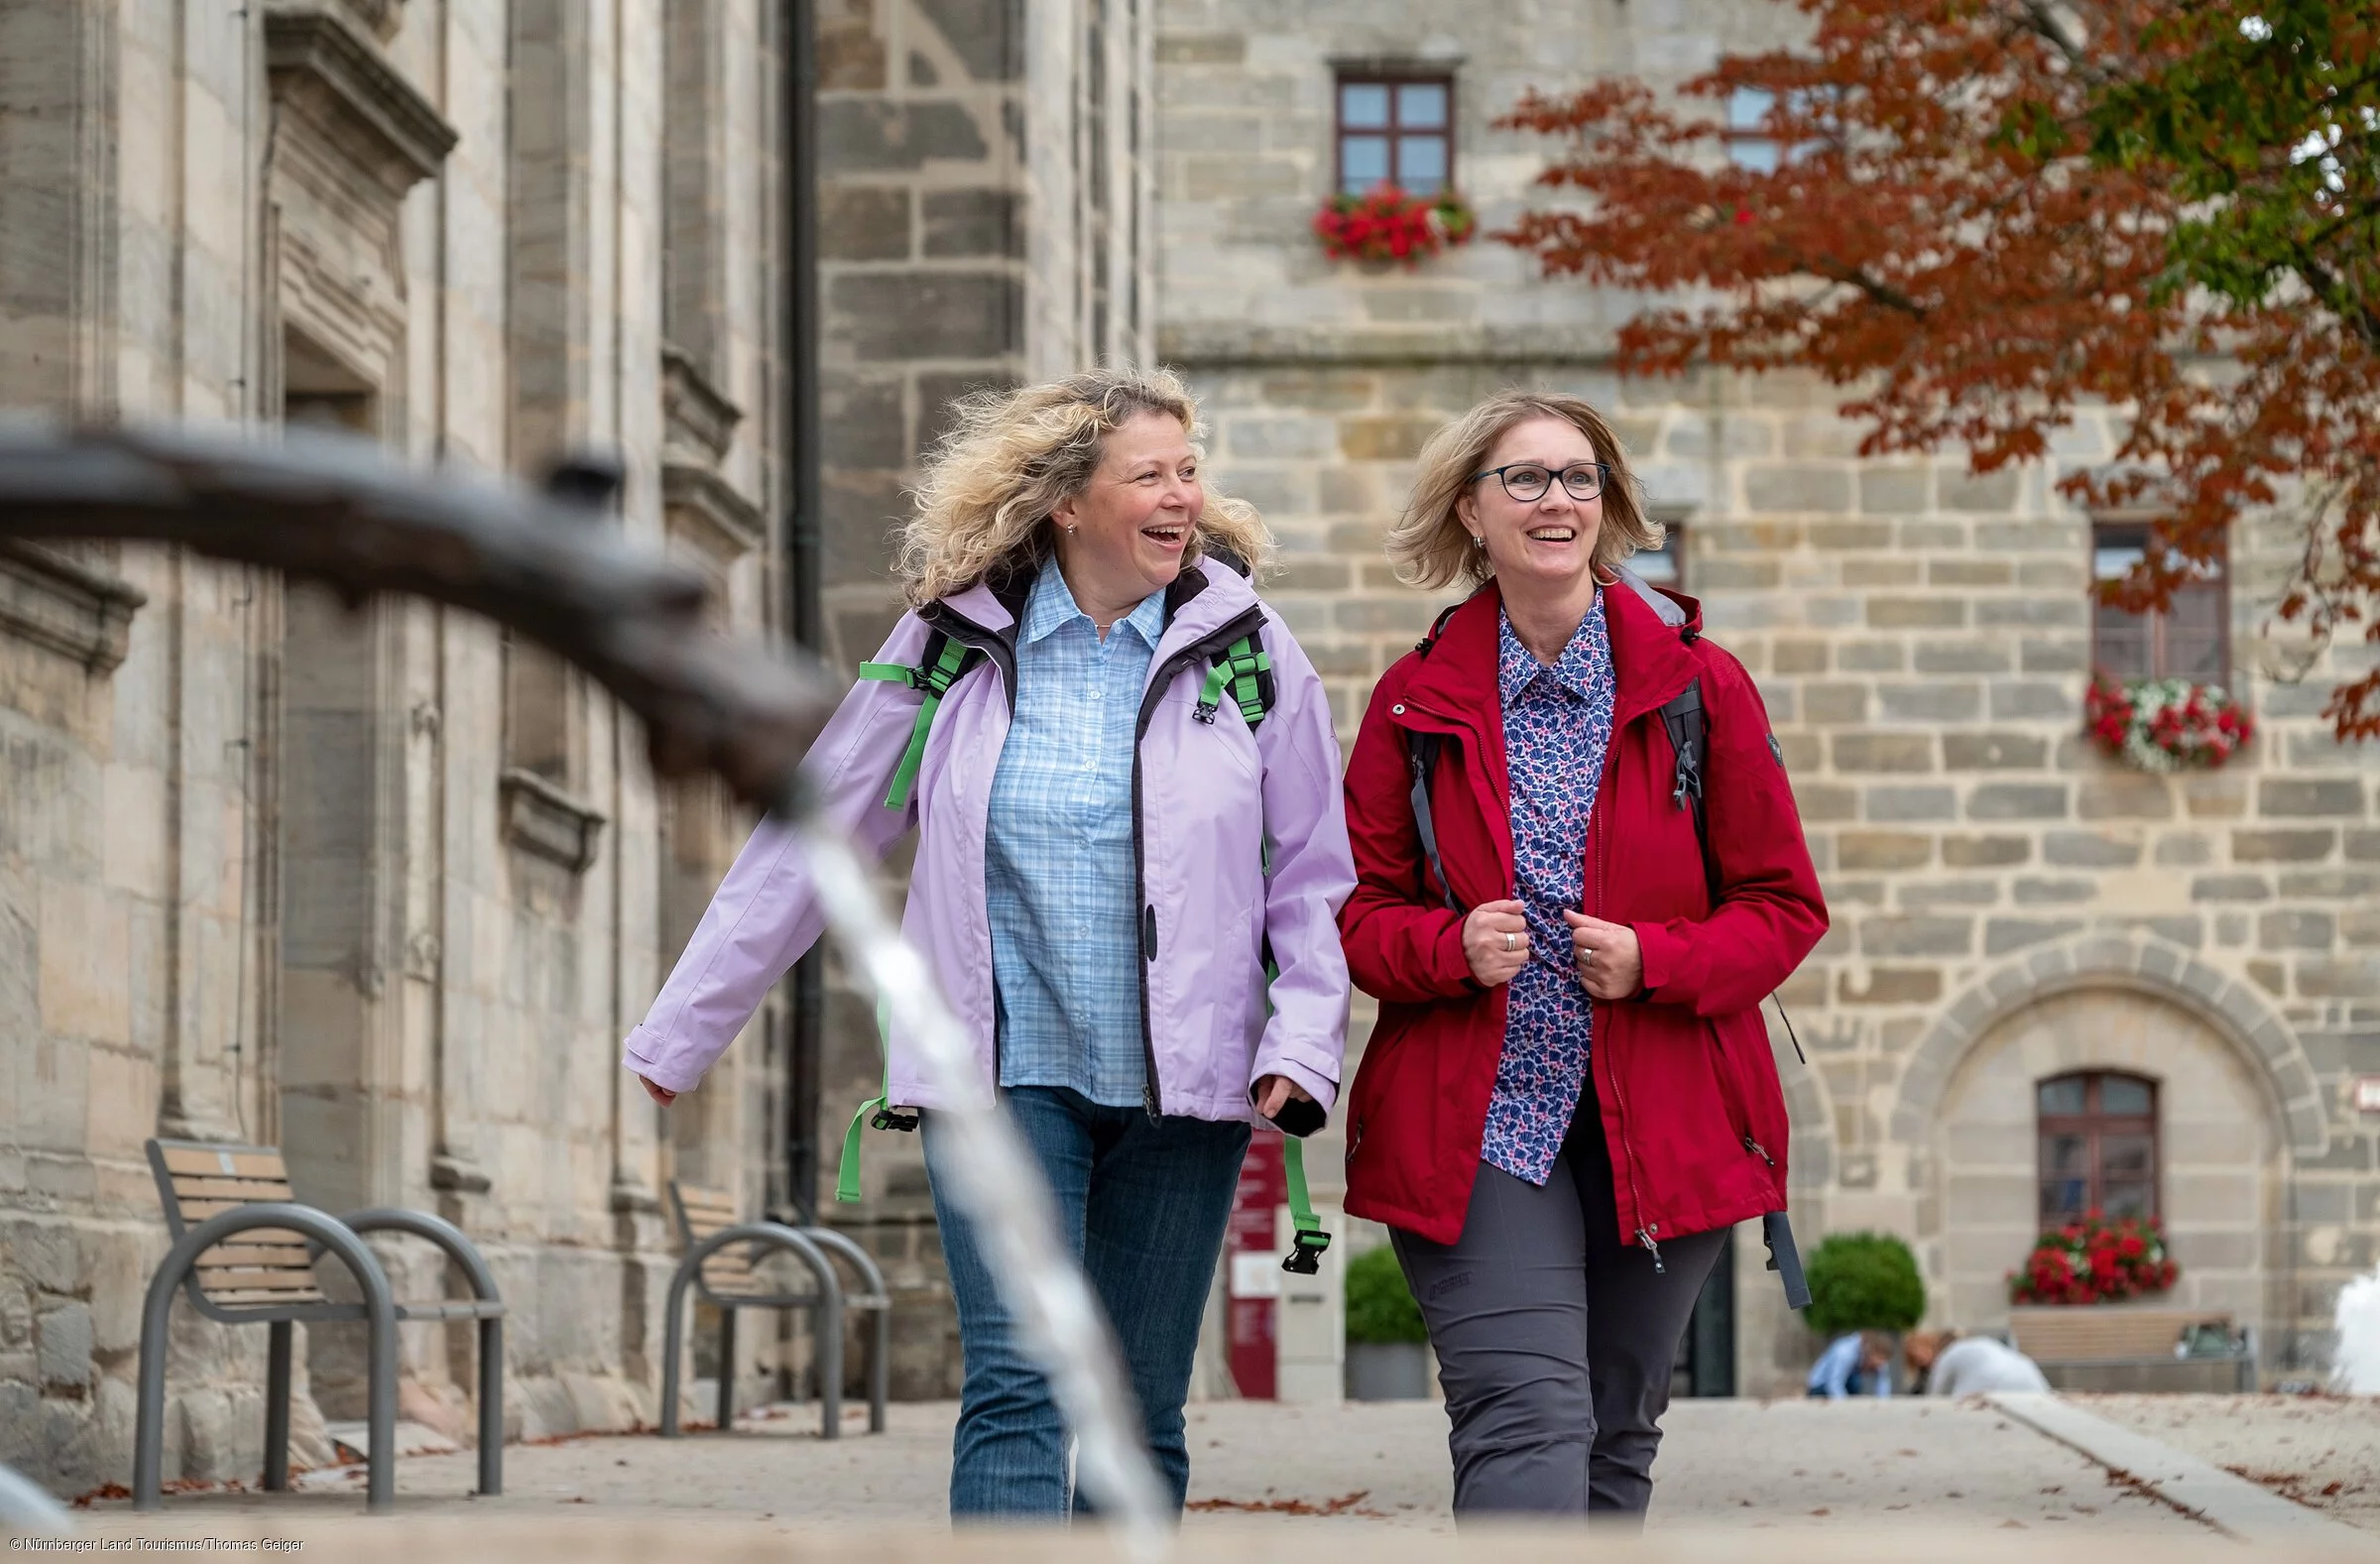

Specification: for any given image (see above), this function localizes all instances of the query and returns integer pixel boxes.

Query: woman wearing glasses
[1336,391,1827,1521]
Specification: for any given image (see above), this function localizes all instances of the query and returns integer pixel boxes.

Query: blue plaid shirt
[986,567,1168,1106]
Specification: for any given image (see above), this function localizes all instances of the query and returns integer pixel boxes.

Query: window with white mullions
[1336,74,1455,197]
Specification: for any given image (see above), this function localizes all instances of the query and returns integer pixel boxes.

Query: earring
[1471,534,1485,548]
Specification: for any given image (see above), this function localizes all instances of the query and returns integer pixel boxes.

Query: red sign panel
[1226,1136,1284,1398]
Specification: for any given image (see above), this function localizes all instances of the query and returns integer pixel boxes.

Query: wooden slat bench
[660,1183,890,1439]
[2008,1306,2255,1392]
[135,1139,508,1511]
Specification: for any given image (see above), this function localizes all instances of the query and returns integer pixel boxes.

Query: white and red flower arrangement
[2085,674,2254,773]
[2008,1214,2179,1306]
[1313,183,1477,266]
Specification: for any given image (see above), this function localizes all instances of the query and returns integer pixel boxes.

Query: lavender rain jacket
[621,557,1357,1123]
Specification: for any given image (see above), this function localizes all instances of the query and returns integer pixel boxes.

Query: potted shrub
[1804,1232,1926,1390]
[1344,1244,1432,1400]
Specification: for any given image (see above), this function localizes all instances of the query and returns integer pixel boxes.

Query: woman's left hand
[1562,911,1644,1001]
[1253,1074,1314,1120]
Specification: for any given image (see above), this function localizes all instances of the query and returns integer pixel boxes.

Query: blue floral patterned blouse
[1482,594,1617,1186]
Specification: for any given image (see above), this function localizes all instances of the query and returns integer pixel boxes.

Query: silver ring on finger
[1503,931,1516,953]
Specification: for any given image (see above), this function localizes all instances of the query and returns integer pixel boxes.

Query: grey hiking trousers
[1389,1099,1727,1520]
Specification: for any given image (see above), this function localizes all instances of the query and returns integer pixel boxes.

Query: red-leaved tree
[1499,0,2380,738]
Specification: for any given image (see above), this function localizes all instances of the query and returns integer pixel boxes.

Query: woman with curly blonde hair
[624,367,1355,1520]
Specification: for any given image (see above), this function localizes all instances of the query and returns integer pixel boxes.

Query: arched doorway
[1933,987,2281,1344]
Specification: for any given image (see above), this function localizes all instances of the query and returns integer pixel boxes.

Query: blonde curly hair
[1385,391,1660,591]
[897,367,1272,605]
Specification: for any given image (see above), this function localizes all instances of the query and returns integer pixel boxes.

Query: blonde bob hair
[896,367,1272,606]
[1385,391,1661,591]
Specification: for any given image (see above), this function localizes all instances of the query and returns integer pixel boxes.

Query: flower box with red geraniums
[1314,183,1478,267]
[2008,1214,2179,1306]
[2085,674,2253,774]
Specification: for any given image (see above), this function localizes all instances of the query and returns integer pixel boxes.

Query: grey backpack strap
[1404,731,1461,913]
[1764,1211,1811,1309]
[1658,679,1718,906]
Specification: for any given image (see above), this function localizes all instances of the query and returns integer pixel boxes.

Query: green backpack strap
[858,630,983,809]
[1279,1136,1331,1274]
[834,995,917,1204]
[1194,633,1273,729]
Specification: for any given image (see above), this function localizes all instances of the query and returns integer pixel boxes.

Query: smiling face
[1049,410,1203,620]
[1455,414,1606,598]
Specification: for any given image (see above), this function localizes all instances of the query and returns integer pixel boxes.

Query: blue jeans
[923,1086,1250,1520]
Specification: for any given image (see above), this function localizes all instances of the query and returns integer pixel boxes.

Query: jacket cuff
[623,1024,705,1096]
[1632,920,1688,1001]
[1253,1052,1339,1116]
[1432,912,1476,996]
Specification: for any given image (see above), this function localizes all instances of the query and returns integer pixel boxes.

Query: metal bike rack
[660,1222,845,1439]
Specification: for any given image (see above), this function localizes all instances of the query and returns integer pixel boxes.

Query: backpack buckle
[1281,1228,1332,1275]
[871,1106,919,1134]
[1192,700,1220,725]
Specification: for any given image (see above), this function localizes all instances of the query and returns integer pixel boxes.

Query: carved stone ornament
[500,766,609,873]
[662,460,768,565]
[661,343,746,466]
[0,541,147,672]
[264,2,457,199]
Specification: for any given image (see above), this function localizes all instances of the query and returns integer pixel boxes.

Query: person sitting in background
[1807,1330,1894,1399]
[1905,1330,2052,1396]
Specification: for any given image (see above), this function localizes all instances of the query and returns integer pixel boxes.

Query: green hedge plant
[1803,1231,1925,1338]
[1344,1244,1429,1345]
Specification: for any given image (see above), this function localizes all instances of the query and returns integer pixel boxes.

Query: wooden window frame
[2036,1070,2162,1224]
[1333,70,1457,198]
[2089,515,2232,683]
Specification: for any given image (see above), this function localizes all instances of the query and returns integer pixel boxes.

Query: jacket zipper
[1130,604,1269,1118]
[1584,726,1663,1271]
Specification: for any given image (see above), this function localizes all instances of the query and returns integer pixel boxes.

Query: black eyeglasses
[1471,462,1609,503]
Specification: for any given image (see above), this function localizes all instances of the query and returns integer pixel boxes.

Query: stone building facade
[1151,0,2380,1394]
[0,0,797,1496]
[0,0,1161,1496]
[8,0,2378,1508]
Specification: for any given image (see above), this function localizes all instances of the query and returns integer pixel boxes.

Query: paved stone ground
[72,1396,2202,1535]
[2074,1394,2380,1535]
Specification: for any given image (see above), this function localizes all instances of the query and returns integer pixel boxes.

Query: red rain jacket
[1338,576,1828,1254]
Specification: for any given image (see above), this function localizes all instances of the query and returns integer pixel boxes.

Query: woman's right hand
[1462,900,1530,987]
[639,1075,678,1105]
